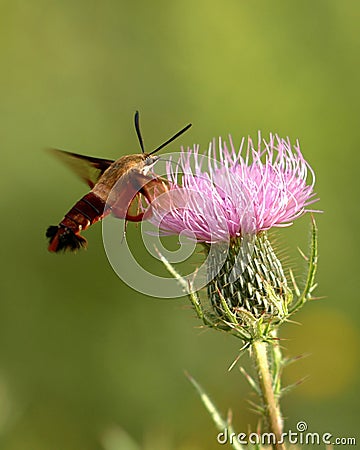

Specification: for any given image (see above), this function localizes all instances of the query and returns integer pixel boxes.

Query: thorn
[256,419,262,435]
[226,408,233,426]
[247,399,264,416]
[283,318,302,326]
[310,213,317,228]
[228,343,250,371]
[269,335,290,342]
[181,305,194,310]
[297,246,308,261]
[295,375,310,386]
[281,375,310,396]
[283,353,311,366]
[228,355,241,372]
[190,266,199,285]
[183,369,192,381]
[289,268,300,297]
[239,367,261,396]
[309,295,326,301]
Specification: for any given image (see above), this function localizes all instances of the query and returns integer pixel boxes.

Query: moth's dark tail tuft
[46,226,60,240]
[46,225,87,252]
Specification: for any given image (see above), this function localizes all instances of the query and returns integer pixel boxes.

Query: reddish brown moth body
[46,112,191,252]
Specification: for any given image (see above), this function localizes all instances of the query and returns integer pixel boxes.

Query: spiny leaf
[280,376,310,396]
[246,399,265,416]
[289,216,318,314]
[227,343,250,372]
[239,366,261,396]
[185,371,245,450]
[289,268,300,297]
[282,353,310,367]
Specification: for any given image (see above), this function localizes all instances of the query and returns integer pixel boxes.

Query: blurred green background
[1,0,359,448]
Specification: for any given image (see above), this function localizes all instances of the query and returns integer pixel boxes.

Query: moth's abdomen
[47,192,107,252]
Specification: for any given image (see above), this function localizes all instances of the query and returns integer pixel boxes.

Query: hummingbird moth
[46,112,191,252]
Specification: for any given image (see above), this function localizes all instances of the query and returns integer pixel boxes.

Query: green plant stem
[252,340,285,450]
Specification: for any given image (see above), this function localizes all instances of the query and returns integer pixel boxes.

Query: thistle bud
[206,234,292,327]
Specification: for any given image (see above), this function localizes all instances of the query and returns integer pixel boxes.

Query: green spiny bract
[205,233,292,337]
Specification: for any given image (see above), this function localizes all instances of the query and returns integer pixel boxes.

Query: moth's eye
[145,156,159,165]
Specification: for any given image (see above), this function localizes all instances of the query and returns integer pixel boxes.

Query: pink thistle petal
[149,133,318,242]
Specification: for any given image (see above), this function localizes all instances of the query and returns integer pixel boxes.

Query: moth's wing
[108,171,144,221]
[49,149,115,188]
[111,172,170,222]
[139,175,169,202]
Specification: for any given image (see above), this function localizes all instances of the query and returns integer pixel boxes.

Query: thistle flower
[152,133,316,240]
[150,133,318,331]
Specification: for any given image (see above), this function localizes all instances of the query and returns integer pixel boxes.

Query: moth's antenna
[134,111,145,153]
[149,123,192,156]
